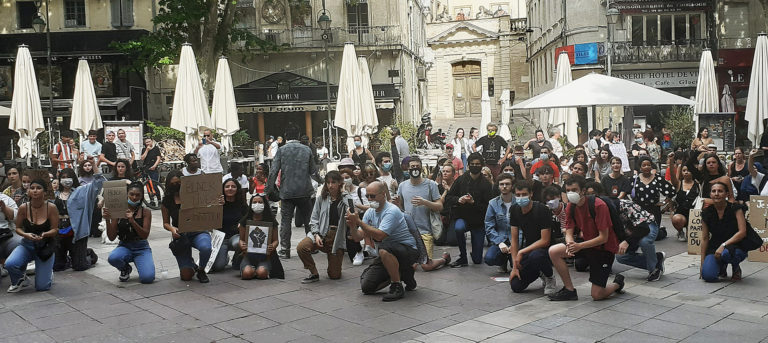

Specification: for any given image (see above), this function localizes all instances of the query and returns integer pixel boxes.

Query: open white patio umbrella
[721,84,735,112]
[694,49,718,129]
[550,51,579,146]
[170,44,211,153]
[479,90,491,136]
[334,43,365,151]
[747,33,768,147]
[70,59,103,139]
[498,89,512,140]
[210,57,239,153]
[9,45,45,166]
[357,55,378,144]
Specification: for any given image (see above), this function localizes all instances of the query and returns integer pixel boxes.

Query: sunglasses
[365,194,378,200]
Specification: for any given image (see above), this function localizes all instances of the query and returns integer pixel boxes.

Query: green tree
[662,106,695,150]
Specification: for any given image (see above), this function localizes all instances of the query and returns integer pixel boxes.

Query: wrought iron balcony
[611,39,706,64]
[718,37,752,49]
[241,25,402,48]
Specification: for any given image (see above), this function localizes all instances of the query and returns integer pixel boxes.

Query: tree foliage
[662,106,695,150]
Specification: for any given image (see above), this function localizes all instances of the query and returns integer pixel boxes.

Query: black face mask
[409,168,421,179]
[168,184,181,193]
[469,165,482,175]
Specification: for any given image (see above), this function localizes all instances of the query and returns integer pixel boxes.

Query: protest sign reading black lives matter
[748,196,768,262]
[178,173,223,233]
[103,180,129,214]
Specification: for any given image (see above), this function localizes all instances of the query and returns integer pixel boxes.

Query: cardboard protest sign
[204,230,226,273]
[103,180,129,214]
[687,209,702,255]
[246,221,273,254]
[748,196,768,262]
[178,173,223,232]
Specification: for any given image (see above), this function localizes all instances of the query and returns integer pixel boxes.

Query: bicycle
[134,166,166,210]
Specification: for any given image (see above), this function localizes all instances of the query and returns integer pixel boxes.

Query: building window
[64,0,86,27]
[16,1,38,29]
[347,0,368,33]
[111,0,134,28]
[630,13,704,46]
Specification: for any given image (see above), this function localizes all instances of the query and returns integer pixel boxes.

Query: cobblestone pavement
[1,211,767,343]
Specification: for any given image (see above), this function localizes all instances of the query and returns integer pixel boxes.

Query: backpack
[568,195,626,244]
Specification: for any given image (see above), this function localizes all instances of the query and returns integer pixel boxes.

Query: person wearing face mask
[210,179,250,272]
[548,175,625,301]
[237,193,283,280]
[530,147,560,180]
[53,169,97,271]
[350,135,375,168]
[483,174,515,273]
[508,181,557,294]
[544,186,566,240]
[376,152,398,197]
[340,168,370,265]
[105,182,155,283]
[473,123,511,178]
[12,174,31,206]
[531,165,560,203]
[524,129,554,160]
[500,160,525,183]
[445,153,494,267]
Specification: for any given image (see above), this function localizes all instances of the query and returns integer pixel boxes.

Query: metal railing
[243,25,402,48]
[611,39,706,64]
[718,37,752,49]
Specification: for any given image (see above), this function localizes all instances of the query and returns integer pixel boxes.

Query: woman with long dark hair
[728,147,749,195]
[691,127,713,153]
[700,182,748,281]
[211,178,250,272]
[451,128,470,170]
[161,170,215,283]
[591,146,613,182]
[105,181,155,283]
[77,160,96,185]
[671,163,701,241]
[238,193,281,280]
[111,159,134,181]
[54,168,96,271]
[630,156,676,235]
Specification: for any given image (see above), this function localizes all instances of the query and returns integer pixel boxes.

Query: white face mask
[546,199,560,210]
[368,201,380,210]
[566,191,582,204]
[251,203,265,214]
[343,178,353,186]
[60,178,74,187]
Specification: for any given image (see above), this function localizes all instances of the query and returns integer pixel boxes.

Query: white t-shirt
[378,174,396,196]
[316,146,329,160]
[223,173,249,189]
[269,141,279,158]
[0,194,19,229]
[182,167,202,176]
[198,144,223,174]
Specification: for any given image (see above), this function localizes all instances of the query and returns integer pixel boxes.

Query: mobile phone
[202,138,207,145]
[348,199,355,212]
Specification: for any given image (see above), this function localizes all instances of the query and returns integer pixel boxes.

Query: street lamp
[31,16,46,33]
[606,5,620,130]
[318,1,334,160]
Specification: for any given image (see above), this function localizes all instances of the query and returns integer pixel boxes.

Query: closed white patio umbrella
[357,55,379,142]
[70,59,103,139]
[479,90,491,137]
[9,45,45,166]
[694,49,718,129]
[498,89,512,140]
[170,44,212,153]
[550,51,579,146]
[334,43,364,151]
[210,57,239,154]
[747,34,768,147]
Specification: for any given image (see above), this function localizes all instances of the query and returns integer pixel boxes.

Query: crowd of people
[0,122,760,305]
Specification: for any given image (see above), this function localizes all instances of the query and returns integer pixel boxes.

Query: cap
[445,143,454,148]
[707,143,717,149]
[339,158,355,166]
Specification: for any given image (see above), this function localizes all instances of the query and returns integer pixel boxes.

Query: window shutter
[121,0,134,27]
[110,0,122,27]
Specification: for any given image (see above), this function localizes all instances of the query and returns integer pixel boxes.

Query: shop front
[717,48,754,146]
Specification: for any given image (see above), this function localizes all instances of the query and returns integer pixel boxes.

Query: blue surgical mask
[354,141,362,147]
[515,196,531,207]
[127,198,141,207]
[540,153,549,162]
[382,162,392,171]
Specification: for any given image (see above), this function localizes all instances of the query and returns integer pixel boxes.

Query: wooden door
[452,61,482,118]
[453,76,468,117]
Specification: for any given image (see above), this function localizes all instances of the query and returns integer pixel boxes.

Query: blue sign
[574,43,598,65]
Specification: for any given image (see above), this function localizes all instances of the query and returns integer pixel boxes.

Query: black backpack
[568,195,626,244]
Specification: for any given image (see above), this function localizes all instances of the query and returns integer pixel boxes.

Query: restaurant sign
[613,0,709,13]
[612,69,698,88]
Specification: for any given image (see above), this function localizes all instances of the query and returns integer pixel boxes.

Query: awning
[0,97,130,117]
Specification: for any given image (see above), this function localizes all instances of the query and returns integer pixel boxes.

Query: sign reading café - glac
[613,69,699,89]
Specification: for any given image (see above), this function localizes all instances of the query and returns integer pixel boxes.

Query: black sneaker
[119,264,132,282]
[548,287,578,301]
[403,272,417,291]
[382,282,405,302]
[301,274,319,284]
[449,258,468,268]
[718,264,728,279]
[656,252,665,274]
[196,269,210,283]
[613,274,625,294]
[278,250,291,259]
[647,268,662,282]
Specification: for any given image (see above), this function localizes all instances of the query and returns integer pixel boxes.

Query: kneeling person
[508,181,557,294]
[347,181,419,302]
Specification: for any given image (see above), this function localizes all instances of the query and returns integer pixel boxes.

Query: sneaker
[404,273,417,291]
[613,274,626,294]
[718,264,728,279]
[677,229,686,241]
[301,274,319,284]
[278,250,291,259]
[7,275,30,293]
[647,268,662,282]
[732,265,742,281]
[497,264,509,274]
[548,287,578,301]
[656,252,666,275]
[541,274,558,295]
[382,282,405,302]
[119,264,132,282]
[449,258,468,268]
[353,252,364,266]
[196,269,210,283]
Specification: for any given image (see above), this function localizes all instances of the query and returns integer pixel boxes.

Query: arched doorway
[452,61,482,118]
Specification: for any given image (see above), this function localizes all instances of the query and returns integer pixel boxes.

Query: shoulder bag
[427,180,444,238]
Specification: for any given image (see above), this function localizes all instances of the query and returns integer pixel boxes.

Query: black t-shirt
[601,174,630,198]
[222,201,249,238]
[102,141,117,163]
[475,136,508,165]
[529,140,553,159]
[509,202,551,248]
[532,181,561,203]
[142,146,162,168]
[329,199,342,226]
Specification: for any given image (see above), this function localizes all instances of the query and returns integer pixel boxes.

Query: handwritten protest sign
[246,221,273,255]
[103,180,128,214]
[204,230,226,273]
[687,209,702,255]
[178,173,223,232]
[748,196,768,262]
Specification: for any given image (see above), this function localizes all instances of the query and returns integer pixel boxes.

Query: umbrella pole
[592,105,597,132]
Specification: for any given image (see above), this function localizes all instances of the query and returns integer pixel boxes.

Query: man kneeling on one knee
[346,181,419,302]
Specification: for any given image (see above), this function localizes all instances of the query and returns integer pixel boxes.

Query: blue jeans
[701,247,747,282]
[5,239,54,291]
[211,235,241,272]
[510,248,553,293]
[108,240,155,284]
[173,232,212,271]
[453,219,485,264]
[461,153,467,171]
[484,240,511,267]
[616,223,659,273]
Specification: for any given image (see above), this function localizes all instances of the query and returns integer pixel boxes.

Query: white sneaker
[677,228,687,242]
[7,275,30,293]
[542,275,558,295]
[353,252,364,266]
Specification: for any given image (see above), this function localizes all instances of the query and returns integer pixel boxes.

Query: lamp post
[33,0,52,165]
[318,1,333,160]
[606,6,620,130]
